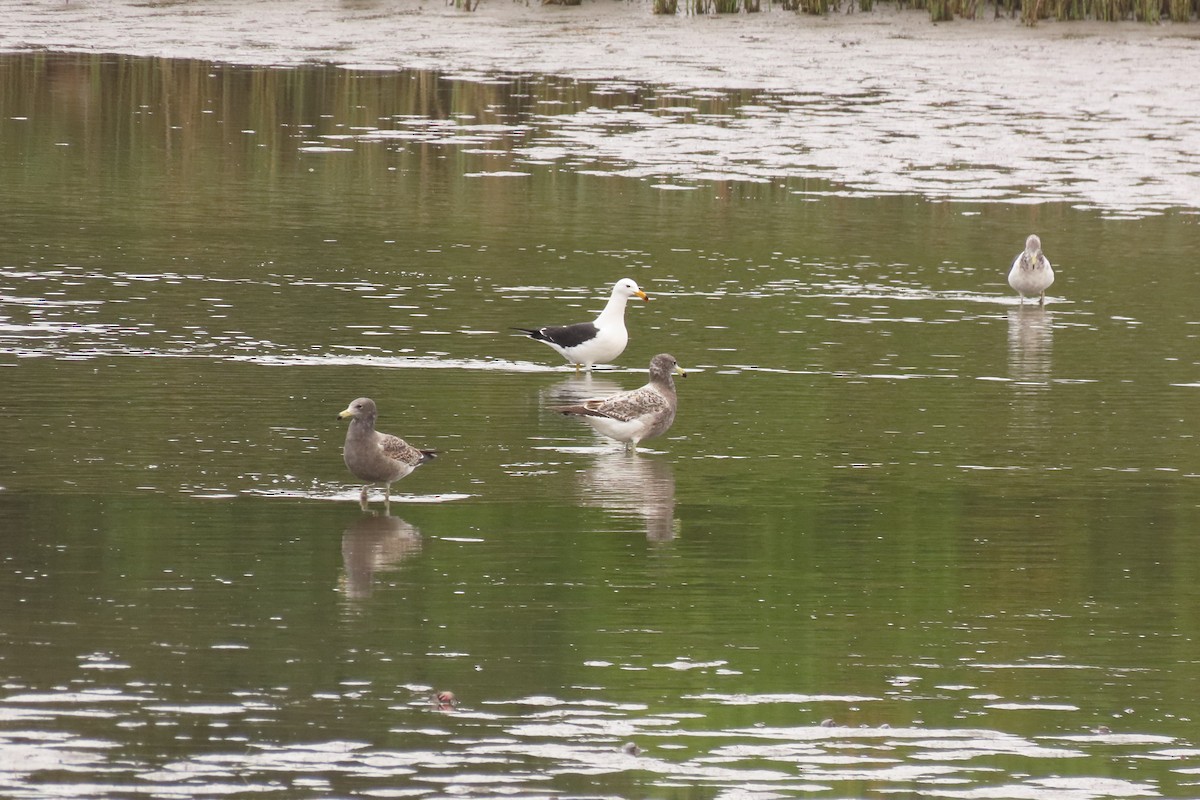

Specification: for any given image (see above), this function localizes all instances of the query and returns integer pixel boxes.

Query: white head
[611,278,649,303]
[1025,234,1042,253]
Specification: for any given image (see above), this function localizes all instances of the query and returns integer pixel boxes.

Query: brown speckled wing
[380,434,428,467]
[592,386,670,422]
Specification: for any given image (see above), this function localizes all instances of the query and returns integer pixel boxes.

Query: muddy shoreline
[3,0,1198,216]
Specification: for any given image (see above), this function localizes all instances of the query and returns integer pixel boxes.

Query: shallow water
[2,53,1200,799]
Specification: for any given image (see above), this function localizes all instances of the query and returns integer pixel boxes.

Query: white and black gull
[338,397,436,511]
[514,278,649,370]
[1008,233,1055,306]
[553,353,685,450]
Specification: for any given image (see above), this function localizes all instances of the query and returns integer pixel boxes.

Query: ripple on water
[244,487,473,504]
[0,682,1187,798]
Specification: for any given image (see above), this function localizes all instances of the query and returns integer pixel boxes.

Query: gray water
[1,53,1199,799]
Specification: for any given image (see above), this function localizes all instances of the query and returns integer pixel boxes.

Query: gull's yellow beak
[635,290,649,302]
[675,365,687,378]
[337,407,354,421]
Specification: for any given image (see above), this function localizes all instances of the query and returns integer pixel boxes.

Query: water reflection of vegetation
[0,52,769,249]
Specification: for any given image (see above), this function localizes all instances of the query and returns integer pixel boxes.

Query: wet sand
[2,0,1198,215]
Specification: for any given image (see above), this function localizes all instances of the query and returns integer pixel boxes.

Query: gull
[1008,233,1055,306]
[338,397,436,511]
[553,353,685,450]
[514,278,649,370]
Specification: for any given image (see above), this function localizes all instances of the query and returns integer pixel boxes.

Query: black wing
[514,322,599,349]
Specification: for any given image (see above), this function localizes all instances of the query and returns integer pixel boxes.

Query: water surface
[2,53,1200,799]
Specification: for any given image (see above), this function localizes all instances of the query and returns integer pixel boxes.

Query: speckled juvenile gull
[1008,234,1055,306]
[514,278,649,370]
[554,353,685,450]
[338,397,436,511]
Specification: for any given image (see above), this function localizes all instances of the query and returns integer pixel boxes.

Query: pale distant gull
[553,353,685,450]
[338,397,436,511]
[1008,233,1055,306]
[514,278,649,370]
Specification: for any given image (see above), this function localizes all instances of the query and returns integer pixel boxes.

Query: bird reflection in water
[578,451,678,542]
[340,514,422,600]
[1007,306,1053,432]
[538,374,623,450]
[541,373,625,408]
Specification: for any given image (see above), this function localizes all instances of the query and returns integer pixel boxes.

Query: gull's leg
[359,485,370,511]
[1038,291,1046,307]
[383,484,392,515]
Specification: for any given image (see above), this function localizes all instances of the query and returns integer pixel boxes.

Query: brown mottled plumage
[338,397,436,511]
[554,353,685,450]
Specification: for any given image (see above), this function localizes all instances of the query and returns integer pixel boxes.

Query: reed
[1167,0,1193,20]
[509,0,1200,20]
[928,0,954,19]
[1052,0,1086,19]
[1073,0,1090,15]
[1019,0,1050,23]
[798,0,833,14]
[755,0,1198,19]
[1133,0,1160,20]
[549,0,1198,21]
[925,0,978,19]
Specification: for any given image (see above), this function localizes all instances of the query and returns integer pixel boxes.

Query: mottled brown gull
[514,278,649,370]
[338,397,436,511]
[553,353,685,450]
[1008,234,1055,306]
